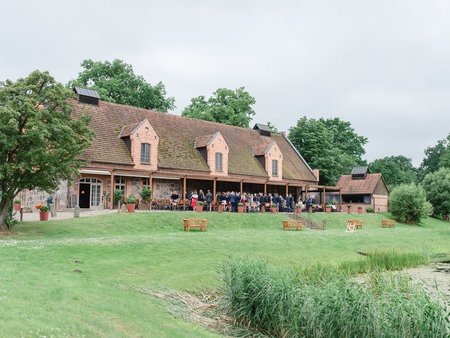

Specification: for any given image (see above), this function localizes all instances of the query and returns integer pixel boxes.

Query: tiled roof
[194,133,216,148]
[119,121,144,138]
[252,138,273,156]
[70,99,318,181]
[336,173,383,194]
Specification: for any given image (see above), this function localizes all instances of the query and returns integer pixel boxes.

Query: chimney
[73,87,100,106]
[313,169,320,181]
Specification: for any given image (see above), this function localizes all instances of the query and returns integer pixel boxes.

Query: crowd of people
[168,190,321,212]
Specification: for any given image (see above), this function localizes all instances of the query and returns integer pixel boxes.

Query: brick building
[36,87,318,210]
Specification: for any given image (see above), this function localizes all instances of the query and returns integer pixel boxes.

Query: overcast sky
[1,0,449,166]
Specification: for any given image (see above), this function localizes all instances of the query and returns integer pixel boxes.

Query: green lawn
[0,212,448,337]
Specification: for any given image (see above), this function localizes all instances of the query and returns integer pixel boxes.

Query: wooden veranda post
[183,176,187,203]
[240,181,243,194]
[264,182,267,194]
[285,183,289,197]
[110,172,115,210]
[213,178,217,203]
[339,188,342,212]
[323,187,326,209]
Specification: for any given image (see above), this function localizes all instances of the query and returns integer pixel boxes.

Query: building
[335,167,389,212]
[48,88,319,209]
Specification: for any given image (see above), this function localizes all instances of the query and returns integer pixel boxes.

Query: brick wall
[266,142,283,182]
[130,120,159,171]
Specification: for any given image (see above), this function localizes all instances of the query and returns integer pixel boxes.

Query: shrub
[39,205,49,212]
[366,206,374,213]
[139,187,152,203]
[220,258,448,338]
[238,202,244,206]
[389,183,432,224]
[196,201,204,206]
[14,199,21,204]
[126,195,136,204]
[422,168,450,220]
[113,189,124,205]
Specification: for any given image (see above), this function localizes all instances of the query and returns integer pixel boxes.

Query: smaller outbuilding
[336,167,389,213]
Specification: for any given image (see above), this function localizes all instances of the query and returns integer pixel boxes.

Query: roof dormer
[195,132,229,176]
[253,139,283,181]
[119,119,159,171]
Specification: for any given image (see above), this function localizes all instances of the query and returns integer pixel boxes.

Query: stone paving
[13,208,118,222]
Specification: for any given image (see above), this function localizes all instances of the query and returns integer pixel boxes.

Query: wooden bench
[183,218,208,231]
[282,220,304,231]
[348,219,363,229]
[381,219,395,228]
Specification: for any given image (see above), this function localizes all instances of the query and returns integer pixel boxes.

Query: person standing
[206,190,213,211]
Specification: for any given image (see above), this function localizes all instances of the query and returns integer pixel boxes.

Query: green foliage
[266,121,279,133]
[182,87,256,128]
[125,195,137,204]
[0,70,94,231]
[288,117,367,185]
[365,206,375,213]
[196,201,204,206]
[418,133,450,180]
[369,155,417,189]
[389,183,432,224]
[238,202,244,206]
[113,189,124,205]
[422,168,450,220]
[68,59,175,111]
[220,258,447,338]
[14,199,20,204]
[39,205,49,212]
[139,187,152,203]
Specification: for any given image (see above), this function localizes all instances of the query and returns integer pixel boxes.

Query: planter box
[14,203,21,211]
[217,204,223,213]
[127,204,136,213]
[39,211,49,221]
[270,207,278,213]
[237,206,245,213]
[260,205,265,213]
[195,205,204,212]
[326,207,331,213]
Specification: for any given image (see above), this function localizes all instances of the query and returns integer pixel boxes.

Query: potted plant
[195,201,204,212]
[270,203,278,213]
[217,202,224,213]
[365,206,374,213]
[139,187,152,210]
[126,195,137,213]
[260,204,265,213]
[358,206,363,214]
[237,202,245,213]
[36,204,49,221]
[114,189,124,209]
[14,199,21,211]
[325,203,333,213]
[295,203,303,214]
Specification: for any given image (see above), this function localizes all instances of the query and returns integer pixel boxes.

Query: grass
[0,211,449,336]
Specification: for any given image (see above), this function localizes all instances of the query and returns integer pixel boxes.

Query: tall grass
[220,258,448,338]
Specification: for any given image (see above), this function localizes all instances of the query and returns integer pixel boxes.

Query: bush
[366,206,374,213]
[238,202,244,206]
[422,168,450,220]
[139,187,152,203]
[196,201,204,206]
[220,258,448,338]
[39,205,49,212]
[389,183,432,224]
[126,195,136,204]
[113,189,124,205]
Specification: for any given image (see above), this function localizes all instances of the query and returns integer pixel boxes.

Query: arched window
[215,152,223,171]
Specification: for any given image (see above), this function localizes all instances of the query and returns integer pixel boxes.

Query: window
[272,159,278,176]
[142,177,150,187]
[215,152,223,171]
[115,176,126,191]
[140,143,150,163]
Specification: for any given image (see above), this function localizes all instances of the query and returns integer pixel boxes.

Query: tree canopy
[288,117,368,185]
[389,183,432,224]
[68,59,175,112]
[421,168,450,220]
[0,71,94,231]
[418,133,450,180]
[181,87,256,128]
[369,155,417,190]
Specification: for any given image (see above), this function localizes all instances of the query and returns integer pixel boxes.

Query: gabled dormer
[195,132,229,176]
[119,119,159,171]
[253,139,283,181]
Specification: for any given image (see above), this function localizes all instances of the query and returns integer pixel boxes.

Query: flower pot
[270,207,278,213]
[326,207,331,213]
[237,206,245,213]
[295,207,302,214]
[39,211,49,221]
[357,207,363,214]
[217,204,223,213]
[195,205,204,212]
[127,204,136,213]
[14,203,21,211]
[260,205,265,213]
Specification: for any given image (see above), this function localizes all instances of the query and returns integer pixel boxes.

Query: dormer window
[215,152,223,171]
[141,143,150,163]
[272,159,278,176]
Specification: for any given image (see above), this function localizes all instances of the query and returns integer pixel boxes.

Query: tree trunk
[0,202,11,233]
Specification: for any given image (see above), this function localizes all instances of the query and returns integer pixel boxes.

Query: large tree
[369,155,417,190]
[68,59,175,112]
[288,117,368,185]
[0,71,94,231]
[182,87,256,128]
[421,168,450,220]
[418,133,450,181]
